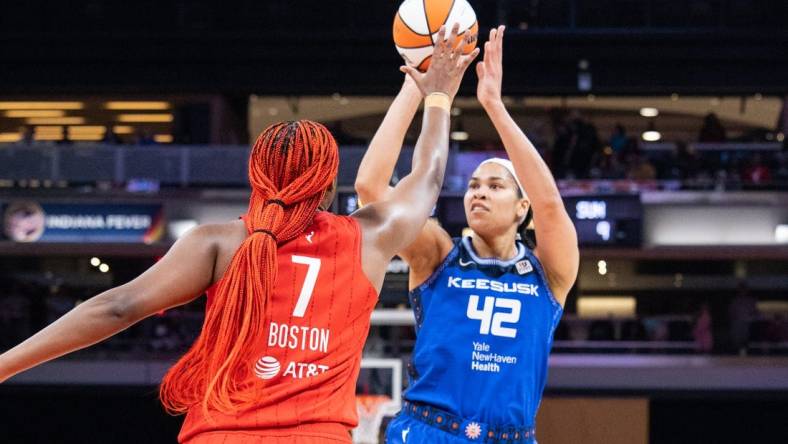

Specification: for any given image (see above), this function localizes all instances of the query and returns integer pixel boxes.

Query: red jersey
[179,212,378,443]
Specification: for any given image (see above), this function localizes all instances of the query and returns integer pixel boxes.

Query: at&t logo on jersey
[253,355,330,381]
[254,356,281,380]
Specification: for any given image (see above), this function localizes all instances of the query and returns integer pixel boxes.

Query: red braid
[159,120,339,416]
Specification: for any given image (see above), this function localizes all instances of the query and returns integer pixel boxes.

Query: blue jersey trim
[411,240,461,295]
[524,247,564,331]
[461,236,526,267]
[409,240,461,331]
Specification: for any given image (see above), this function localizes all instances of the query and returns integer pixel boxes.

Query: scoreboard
[563,195,642,246]
[336,192,643,247]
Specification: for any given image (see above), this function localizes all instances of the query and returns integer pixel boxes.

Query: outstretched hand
[401,70,423,98]
[400,23,480,100]
[476,25,505,108]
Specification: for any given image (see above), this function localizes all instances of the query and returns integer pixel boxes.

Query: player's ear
[516,197,530,221]
[319,178,338,211]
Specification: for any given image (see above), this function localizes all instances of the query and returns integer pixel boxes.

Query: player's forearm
[0,289,135,383]
[484,100,563,209]
[406,106,450,203]
[355,84,422,204]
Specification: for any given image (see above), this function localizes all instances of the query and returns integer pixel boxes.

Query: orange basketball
[393,0,479,72]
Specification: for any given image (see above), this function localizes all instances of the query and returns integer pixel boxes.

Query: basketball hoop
[353,394,398,444]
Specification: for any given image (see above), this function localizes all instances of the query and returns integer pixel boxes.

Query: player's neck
[470,232,518,261]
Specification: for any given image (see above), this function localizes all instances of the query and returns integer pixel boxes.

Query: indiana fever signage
[2,201,164,243]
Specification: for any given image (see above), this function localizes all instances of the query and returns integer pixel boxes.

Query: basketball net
[353,394,394,444]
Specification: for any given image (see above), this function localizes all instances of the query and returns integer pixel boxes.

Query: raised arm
[355,71,451,284]
[354,75,422,204]
[477,26,578,304]
[0,225,222,383]
[355,25,479,288]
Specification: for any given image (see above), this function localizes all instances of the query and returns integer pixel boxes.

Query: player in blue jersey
[355,26,578,444]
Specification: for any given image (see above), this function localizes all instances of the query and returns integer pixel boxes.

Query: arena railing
[0,143,784,190]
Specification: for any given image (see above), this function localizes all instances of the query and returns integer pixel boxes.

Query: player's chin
[465,212,485,226]
[466,217,492,235]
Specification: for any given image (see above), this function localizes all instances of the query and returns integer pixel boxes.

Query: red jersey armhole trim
[344,215,380,300]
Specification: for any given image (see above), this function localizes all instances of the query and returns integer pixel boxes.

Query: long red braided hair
[159,120,339,416]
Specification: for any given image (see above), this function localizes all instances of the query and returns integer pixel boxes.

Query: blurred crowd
[542,111,788,189]
[2,281,786,358]
[0,282,202,359]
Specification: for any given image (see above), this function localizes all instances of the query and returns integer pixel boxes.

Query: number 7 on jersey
[291,255,321,317]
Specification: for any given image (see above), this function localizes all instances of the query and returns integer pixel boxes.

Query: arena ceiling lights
[0,101,84,110]
[5,110,66,118]
[26,117,86,125]
[117,114,174,123]
[639,107,659,117]
[104,101,171,110]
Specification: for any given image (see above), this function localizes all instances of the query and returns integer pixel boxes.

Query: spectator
[742,154,772,185]
[774,153,788,187]
[102,125,122,145]
[18,126,35,145]
[693,303,714,353]
[672,141,699,179]
[0,291,31,351]
[777,95,788,148]
[620,320,647,341]
[56,127,72,145]
[550,112,572,178]
[588,319,616,341]
[644,318,669,342]
[589,147,626,179]
[567,114,602,179]
[133,129,155,145]
[626,153,657,180]
[609,123,628,154]
[729,282,758,355]
[699,112,727,142]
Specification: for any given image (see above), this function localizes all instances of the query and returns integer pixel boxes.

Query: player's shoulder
[184,220,248,253]
[189,219,246,238]
[314,211,359,234]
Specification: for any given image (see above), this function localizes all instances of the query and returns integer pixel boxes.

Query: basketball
[393,0,479,72]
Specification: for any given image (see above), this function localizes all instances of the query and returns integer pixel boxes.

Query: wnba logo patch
[253,356,281,380]
[515,260,533,275]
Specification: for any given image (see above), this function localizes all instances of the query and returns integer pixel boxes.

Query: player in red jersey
[0,25,478,444]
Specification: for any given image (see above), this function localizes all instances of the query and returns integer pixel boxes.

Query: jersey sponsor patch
[253,356,330,381]
[515,259,533,275]
[447,276,539,297]
[254,356,281,380]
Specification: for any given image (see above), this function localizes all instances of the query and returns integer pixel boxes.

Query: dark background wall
[1,0,786,95]
[2,386,787,443]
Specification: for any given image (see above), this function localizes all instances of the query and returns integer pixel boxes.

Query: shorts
[385,409,536,444]
[183,423,352,444]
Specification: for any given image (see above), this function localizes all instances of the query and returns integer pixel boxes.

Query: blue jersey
[404,237,563,429]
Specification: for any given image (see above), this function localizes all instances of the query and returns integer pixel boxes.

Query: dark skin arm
[0,223,237,383]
